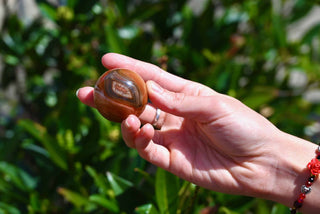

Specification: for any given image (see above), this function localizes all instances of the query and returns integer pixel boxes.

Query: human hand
[77,53,318,208]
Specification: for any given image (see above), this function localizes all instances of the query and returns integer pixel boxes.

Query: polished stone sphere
[94,68,148,122]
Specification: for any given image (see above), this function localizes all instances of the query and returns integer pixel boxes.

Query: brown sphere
[94,68,148,123]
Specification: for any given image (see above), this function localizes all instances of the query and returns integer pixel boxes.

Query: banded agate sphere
[94,68,148,122]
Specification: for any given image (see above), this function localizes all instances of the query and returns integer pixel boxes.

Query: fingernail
[125,115,134,128]
[125,118,131,129]
[76,88,80,97]
[151,81,163,94]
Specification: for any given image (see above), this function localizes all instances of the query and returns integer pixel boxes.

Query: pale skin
[77,53,320,213]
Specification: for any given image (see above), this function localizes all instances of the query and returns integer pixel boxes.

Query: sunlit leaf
[218,206,239,214]
[155,168,168,214]
[135,203,159,214]
[89,194,119,213]
[106,171,133,196]
[4,55,19,65]
[155,168,180,214]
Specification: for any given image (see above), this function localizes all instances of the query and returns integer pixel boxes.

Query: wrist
[262,131,318,213]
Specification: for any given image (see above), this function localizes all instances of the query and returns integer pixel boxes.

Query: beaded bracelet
[290,144,320,214]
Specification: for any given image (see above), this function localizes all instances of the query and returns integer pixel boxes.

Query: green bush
[1,0,320,213]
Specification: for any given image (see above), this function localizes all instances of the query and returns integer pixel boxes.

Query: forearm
[262,131,319,213]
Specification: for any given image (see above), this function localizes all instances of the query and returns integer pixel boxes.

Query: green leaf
[67,0,78,8]
[0,178,11,192]
[0,202,20,214]
[155,168,180,214]
[135,204,159,214]
[134,168,154,186]
[89,194,119,213]
[58,187,96,211]
[106,171,133,196]
[242,87,276,110]
[29,192,41,212]
[22,140,50,158]
[18,119,68,170]
[177,181,197,213]
[271,1,287,49]
[128,3,162,22]
[4,55,19,65]
[86,166,109,195]
[218,206,239,214]
[272,15,287,47]
[38,2,57,21]
[0,161,37,192]
[302,23,320,44]
[255,199,270,214]
[270,203,289,214]
[105,25,126,54]
[214,192,256,211]
[155,168,168,214]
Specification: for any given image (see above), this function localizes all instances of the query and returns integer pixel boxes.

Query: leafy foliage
[1,0,320,213]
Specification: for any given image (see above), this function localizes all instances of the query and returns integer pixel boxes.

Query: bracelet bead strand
[290,144,320,214]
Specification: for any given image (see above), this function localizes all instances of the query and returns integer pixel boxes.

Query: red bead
[291,146,319,213]
[305,181,312,187]
[299,193,306,200]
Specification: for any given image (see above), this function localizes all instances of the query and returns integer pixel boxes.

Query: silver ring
[153,108,161,126]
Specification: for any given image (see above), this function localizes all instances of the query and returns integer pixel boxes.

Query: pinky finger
[121,115,141,148]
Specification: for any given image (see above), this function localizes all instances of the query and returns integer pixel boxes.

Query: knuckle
[168,91,186,111]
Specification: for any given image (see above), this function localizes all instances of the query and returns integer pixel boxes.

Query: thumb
[147,81,229,123]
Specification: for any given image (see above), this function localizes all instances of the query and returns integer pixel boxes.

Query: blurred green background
[1,0,320,213]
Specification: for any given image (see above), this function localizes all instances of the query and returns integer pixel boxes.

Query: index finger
[101,53,189,93]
